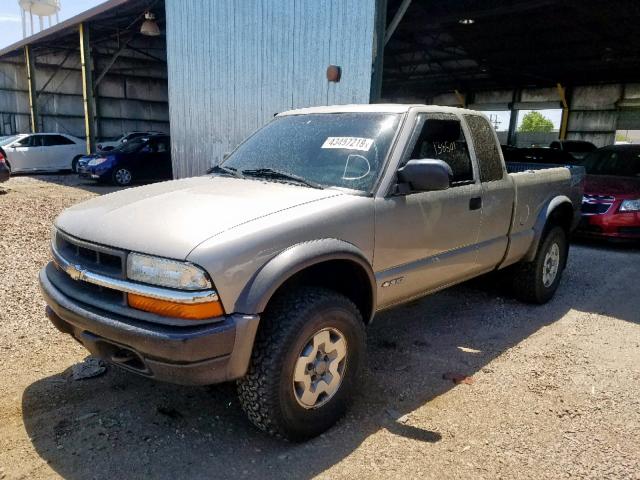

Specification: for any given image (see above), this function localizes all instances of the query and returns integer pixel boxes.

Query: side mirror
[397,159,452,193]
[222,151,231,160]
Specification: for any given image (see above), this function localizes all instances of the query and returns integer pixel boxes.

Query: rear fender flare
[524,195,572,261]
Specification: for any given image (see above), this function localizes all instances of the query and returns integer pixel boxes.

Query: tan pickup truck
[40,105,584,440]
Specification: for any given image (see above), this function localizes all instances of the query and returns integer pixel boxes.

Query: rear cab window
[464,114,505,182]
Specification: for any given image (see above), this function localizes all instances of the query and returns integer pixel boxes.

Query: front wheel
[112,168,133,186]
[509,226,568,304]
[237,287,366,441]
[71,156,82,173]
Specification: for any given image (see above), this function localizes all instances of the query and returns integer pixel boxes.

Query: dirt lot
[0,174,639,480]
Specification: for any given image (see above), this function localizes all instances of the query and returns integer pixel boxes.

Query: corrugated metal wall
[0,37,169,140]
[165,0,377,178]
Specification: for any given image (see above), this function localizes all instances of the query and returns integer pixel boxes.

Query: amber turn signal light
[128,293,224,320]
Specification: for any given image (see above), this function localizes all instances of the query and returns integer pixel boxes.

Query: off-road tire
[510,226,568,304]
[237,287,366,441]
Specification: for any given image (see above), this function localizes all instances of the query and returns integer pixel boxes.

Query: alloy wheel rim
[115,169,131,185]
[542,242,560,287]
[293,327,347,409]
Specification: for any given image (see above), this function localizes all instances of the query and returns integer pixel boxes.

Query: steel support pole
[384,0,412,46]
[24,45,39,133]
[370,0,387,102]
[79,23,95,154]
[507,89,521,146]
[557,83,569,140]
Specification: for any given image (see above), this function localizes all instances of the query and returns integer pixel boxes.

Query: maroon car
[577,145,640,240]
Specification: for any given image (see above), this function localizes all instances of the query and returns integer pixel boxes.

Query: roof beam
[384,0,412,46]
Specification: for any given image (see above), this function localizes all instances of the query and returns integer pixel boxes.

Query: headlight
[619,199,640,212]
[88,157,107,166]
[126,253,212,290]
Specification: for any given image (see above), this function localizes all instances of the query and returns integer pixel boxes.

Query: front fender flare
[234,239,376,322]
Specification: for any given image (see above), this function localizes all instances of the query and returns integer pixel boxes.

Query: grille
[51,231,127,307]
[581,194,614,215]
[55,230,125,278]
[581,202,611,215]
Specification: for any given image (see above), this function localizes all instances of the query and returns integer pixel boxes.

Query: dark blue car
[78,135,172,186]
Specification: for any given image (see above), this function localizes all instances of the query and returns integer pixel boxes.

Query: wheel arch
[524,195,574,261]
[235,239,376,324]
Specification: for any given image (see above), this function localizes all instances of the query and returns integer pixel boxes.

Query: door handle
[469,197,482,210]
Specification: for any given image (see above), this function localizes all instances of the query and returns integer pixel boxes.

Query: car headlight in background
[126,253,212,290]
[87,157,108,166]
[619,199,640,212]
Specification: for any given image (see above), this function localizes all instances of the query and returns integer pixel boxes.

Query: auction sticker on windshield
[321,137,374,151]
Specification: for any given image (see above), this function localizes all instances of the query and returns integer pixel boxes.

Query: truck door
[463,114,515,269]
[374,112,484,309]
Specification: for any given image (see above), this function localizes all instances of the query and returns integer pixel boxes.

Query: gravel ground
[0,174,639,480]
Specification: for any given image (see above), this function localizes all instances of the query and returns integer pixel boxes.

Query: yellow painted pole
[24,45,38,133]
[79,23,95,154]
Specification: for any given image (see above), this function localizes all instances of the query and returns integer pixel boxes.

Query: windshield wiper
[241,168,324,189]
[207,164,244,178]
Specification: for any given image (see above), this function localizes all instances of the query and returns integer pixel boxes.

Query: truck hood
[55,176,343,259]
[584,174,640,197]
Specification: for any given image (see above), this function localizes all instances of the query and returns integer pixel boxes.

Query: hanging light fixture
[140,11,160,36]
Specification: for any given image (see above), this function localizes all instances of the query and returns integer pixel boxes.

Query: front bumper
[576,211,640,240]
[39,267,260,385]
[0,164,9,183]
[77,164,111,181]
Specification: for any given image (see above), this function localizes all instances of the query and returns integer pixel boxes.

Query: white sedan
[0,133,87,173]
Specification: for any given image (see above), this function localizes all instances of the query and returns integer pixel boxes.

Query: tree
[518,111,554,133]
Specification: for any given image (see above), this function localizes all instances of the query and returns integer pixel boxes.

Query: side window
[464,115,504,182]
[42,135,75,146]
[407,114,474,185]
[27,135,43,147]
[156,138,169,153]
[15,136,32,147]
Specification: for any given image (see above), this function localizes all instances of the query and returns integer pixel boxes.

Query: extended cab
[40,105,584,440]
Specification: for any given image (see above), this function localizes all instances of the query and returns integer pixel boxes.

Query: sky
[0,0,105,49]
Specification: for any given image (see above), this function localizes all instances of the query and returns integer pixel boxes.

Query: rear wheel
[112,168,133,186]
[510,226,568,304]
[237,287,366,441]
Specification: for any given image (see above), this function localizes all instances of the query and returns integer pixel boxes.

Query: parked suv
[97,131,166,152]
[502,145,577,165]
[550,140,597,160]
[41,105,583,440]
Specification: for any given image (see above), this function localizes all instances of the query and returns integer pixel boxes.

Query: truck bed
[501,162,585,267]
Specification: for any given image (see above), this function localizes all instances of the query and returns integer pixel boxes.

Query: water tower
[18,0,61,38]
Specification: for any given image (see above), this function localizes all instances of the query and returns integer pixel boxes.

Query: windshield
[580,148,640,177]
[221,113,401,192]
[112,136,148,154]
[0,135,21,147]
